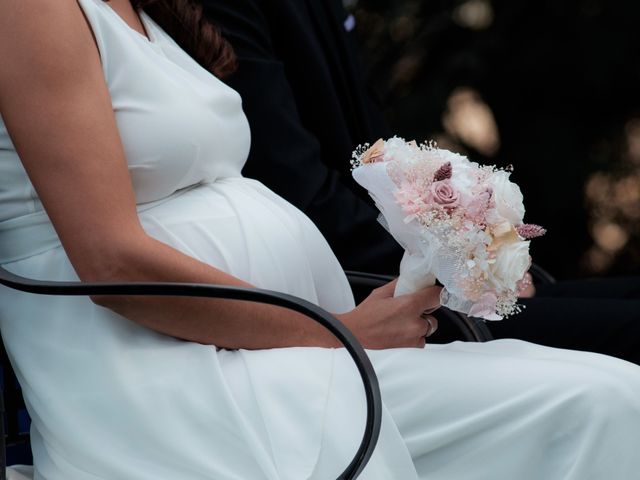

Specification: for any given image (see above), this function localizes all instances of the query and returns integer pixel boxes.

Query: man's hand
[517,272,536,298]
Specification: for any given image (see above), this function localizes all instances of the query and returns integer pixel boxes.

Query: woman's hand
[337,280,442,349]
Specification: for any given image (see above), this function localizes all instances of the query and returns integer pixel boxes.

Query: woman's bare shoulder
[0,0,99,89]
[0,0,139,272]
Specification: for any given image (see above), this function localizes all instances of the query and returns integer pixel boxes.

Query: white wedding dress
[1,1,640,479]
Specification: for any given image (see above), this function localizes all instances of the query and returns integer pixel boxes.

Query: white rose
[441,150,478,192]
[489,240,530,290]
[489,171,525,224]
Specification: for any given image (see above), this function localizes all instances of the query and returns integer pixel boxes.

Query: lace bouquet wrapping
[351,137,546,320]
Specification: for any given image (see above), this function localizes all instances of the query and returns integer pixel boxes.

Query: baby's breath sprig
[496,294,525,318]
[350,143,371,170]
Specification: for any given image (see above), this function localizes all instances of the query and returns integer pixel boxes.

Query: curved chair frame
[0,266,382,480]
[0,268,494,479]
[528,263,557,286]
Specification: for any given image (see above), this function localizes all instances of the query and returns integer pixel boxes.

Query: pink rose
[429,180,460,208]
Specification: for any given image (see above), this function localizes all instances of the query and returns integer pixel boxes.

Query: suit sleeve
[201,0,403,274]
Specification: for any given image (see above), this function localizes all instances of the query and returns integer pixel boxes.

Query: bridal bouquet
[351,137,546,320]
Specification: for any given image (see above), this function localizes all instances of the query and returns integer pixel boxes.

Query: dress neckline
[99,1,158,45]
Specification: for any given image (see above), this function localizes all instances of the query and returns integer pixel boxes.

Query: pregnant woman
[1,1,639,479]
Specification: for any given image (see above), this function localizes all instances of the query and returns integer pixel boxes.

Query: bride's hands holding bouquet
[337,280,442,349]
[352,137,546,321]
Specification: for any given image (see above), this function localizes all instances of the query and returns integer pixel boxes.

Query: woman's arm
[0,1,440,349]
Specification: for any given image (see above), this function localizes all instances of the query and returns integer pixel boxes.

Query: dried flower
[488,222,520,251]
[433,161,453,181]
[361,138,385,164]
[428,180,460,208]
[516,224,547,239]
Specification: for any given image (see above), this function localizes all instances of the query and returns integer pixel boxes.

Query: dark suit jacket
[202,0,403,274]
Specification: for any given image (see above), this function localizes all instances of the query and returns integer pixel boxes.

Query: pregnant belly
[137,178,352,310]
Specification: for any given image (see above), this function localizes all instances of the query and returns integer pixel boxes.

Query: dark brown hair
[105,0,237,78]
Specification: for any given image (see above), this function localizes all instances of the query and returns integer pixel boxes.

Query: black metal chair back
[0,265,383,480]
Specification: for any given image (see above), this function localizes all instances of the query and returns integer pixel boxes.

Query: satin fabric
[1,1,640,478]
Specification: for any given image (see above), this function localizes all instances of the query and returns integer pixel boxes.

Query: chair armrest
[0,266,381,480]
[344,270,395,288]
[345,270,494,342]
[0,392,4,480]
[529,263,557,285]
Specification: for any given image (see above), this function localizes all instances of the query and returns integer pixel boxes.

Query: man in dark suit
[201,0,640,364]
[201,0,402,275]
